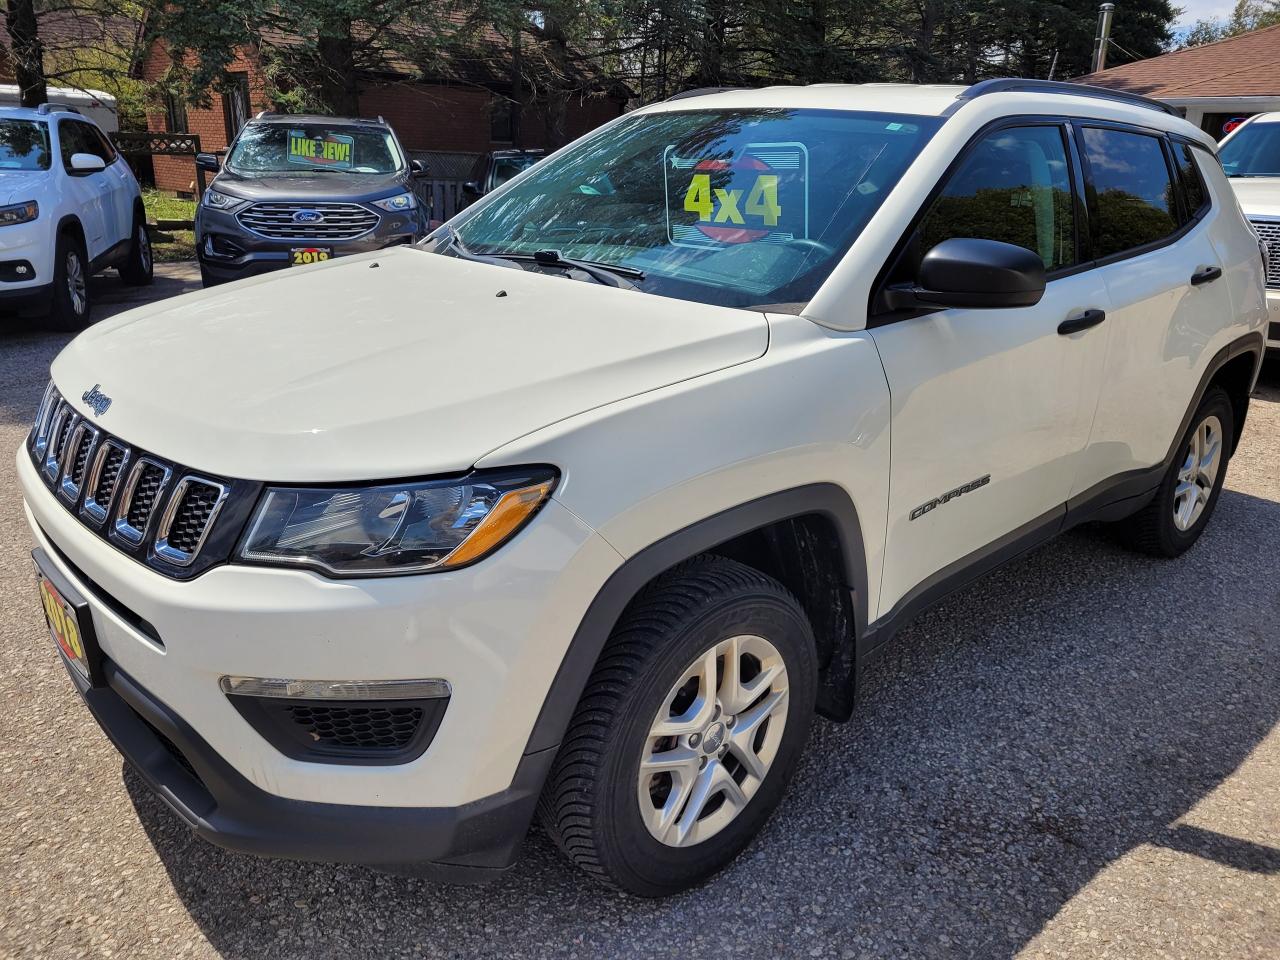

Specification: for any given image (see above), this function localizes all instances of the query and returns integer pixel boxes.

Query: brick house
[141,27,628,197]
[1078,24,1280,139]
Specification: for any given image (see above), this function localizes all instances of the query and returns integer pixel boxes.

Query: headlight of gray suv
[371,193,417,212]
[201,189,246,212]
[237,468,557,577]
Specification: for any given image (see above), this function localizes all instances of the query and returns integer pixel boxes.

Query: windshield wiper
[422,225,525,269]
[497,249,644,289]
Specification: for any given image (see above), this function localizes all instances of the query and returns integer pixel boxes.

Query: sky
[1173,0,1239,30]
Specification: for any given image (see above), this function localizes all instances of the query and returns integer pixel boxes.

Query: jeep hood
[52,248,768,482]
[0,171,50,205]
[1226,176,1280,218]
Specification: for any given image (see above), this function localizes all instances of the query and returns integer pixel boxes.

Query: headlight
[0,200,38,226]
[237,468,557,577]
[202,189,245,211]
[371,192,417,212]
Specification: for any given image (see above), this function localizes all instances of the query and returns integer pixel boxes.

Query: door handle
[1057,308,1106,336]
[1190,265,1222,286]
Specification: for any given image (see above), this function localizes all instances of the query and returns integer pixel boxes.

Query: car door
[1067,126,1237,496]
[84,122,133,246]
[57,119,109,258]
[869,121,1111,620]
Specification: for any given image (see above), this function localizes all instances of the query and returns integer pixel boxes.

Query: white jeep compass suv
[18,80,1267,897]
[0,104,152,329]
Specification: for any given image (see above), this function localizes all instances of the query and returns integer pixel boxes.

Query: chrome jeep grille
[237,201,379,241]
[27,387,242,577]
[1248,218,1280,288]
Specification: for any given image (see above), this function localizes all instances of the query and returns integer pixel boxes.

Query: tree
[5,0,46,106]
[1182,0,1280,47]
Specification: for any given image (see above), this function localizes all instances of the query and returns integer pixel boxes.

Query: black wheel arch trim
[521,483,869,756]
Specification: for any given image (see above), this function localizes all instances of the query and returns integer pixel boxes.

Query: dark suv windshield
[0,119,51,171]
[446,108,941,310]
[227,123,404,175]
[1219,121,1280,177]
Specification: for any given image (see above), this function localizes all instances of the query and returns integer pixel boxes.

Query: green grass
[142,189,196,223]
[142,190,197,262]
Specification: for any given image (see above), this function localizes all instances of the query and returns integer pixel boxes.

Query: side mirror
[195,152,220,172]
[462,180,481,197]
[409,158,429,177]
[69,152,106,174]
[886,237,1046,311]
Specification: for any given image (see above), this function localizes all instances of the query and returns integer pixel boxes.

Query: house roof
[1076,24,1280,98]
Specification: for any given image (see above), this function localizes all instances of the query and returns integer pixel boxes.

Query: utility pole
[1091,3,1116,73]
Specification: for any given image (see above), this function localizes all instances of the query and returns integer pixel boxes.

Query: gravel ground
[0,281,1277,958]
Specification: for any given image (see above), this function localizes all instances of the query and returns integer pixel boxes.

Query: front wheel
[46,231,91,331]
[119,214,153,286]
[539,556,817,896]
[1118,386,1233,557]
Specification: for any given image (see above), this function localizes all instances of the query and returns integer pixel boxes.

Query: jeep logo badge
[293,209,324,224]
[81,384,111,417]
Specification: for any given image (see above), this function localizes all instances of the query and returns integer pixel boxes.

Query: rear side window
[1174,143,1209,222]
[1081,127,1178,257]
[916,124,1077,271]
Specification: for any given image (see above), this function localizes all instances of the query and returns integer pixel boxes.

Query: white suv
[18,80,1268,897]
[0,104,151,330]
[1218,111,1280,352]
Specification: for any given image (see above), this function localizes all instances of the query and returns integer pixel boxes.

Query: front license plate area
[32,549,103,687]
[290,247,332,266]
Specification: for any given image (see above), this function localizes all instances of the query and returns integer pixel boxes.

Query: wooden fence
[408,150,478,223]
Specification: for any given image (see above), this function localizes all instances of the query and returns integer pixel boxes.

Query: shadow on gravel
[124,483,1280,960]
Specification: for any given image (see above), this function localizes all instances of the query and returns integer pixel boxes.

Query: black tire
[539,555,818,896]
[1118,386,1234,557]
[46,230,91,332]
[119,213,153,286]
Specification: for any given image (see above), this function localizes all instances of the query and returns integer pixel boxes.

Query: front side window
[58,120,93,171]
[1082,126,1178,258]
[0,119,50,170]
[447,108,943,310]
[916,124,1077,271]
[226,123,405,175]
[1218,121,1280,177]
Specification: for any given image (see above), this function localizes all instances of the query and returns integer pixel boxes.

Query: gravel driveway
[1,277,1277,958]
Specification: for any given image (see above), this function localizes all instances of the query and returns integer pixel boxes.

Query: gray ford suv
[194,113,428,286]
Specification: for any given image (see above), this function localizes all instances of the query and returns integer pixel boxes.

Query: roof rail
[35,102,80,115]
[254,111,279,120]
[955,79,1180,118]
[665,86,744,102]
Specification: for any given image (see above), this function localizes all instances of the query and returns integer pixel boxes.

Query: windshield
[0,119,51,171]
[227,123,404,175]
[493,155,538,188]
[1220,122,1280,177]
[446,108,942,310]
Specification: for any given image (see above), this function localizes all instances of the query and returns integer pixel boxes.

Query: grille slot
[285,703,425,750]
[154,477,227,566]
[115,459,171,543]
[237,201,379,241]
[58,424,97,502]
[43,402,75,479]
[82,441,127,523]
[1249,218,1280,288]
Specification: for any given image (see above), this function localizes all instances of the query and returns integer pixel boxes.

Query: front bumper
[62,647,554,877]
[0,220,55,297]
[18,443,621,867]
[195,204,424,283]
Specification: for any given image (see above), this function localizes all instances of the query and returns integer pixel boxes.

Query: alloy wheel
[66,251,86,316]
[1173,413,1222,531]
[637,633,789,847]
[138,223,152,274]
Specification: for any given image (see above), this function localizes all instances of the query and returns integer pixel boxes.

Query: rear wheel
[1118,386,1233,557]
[119,213,153,286]
[47,231,91,332]
[539,556,817,896]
